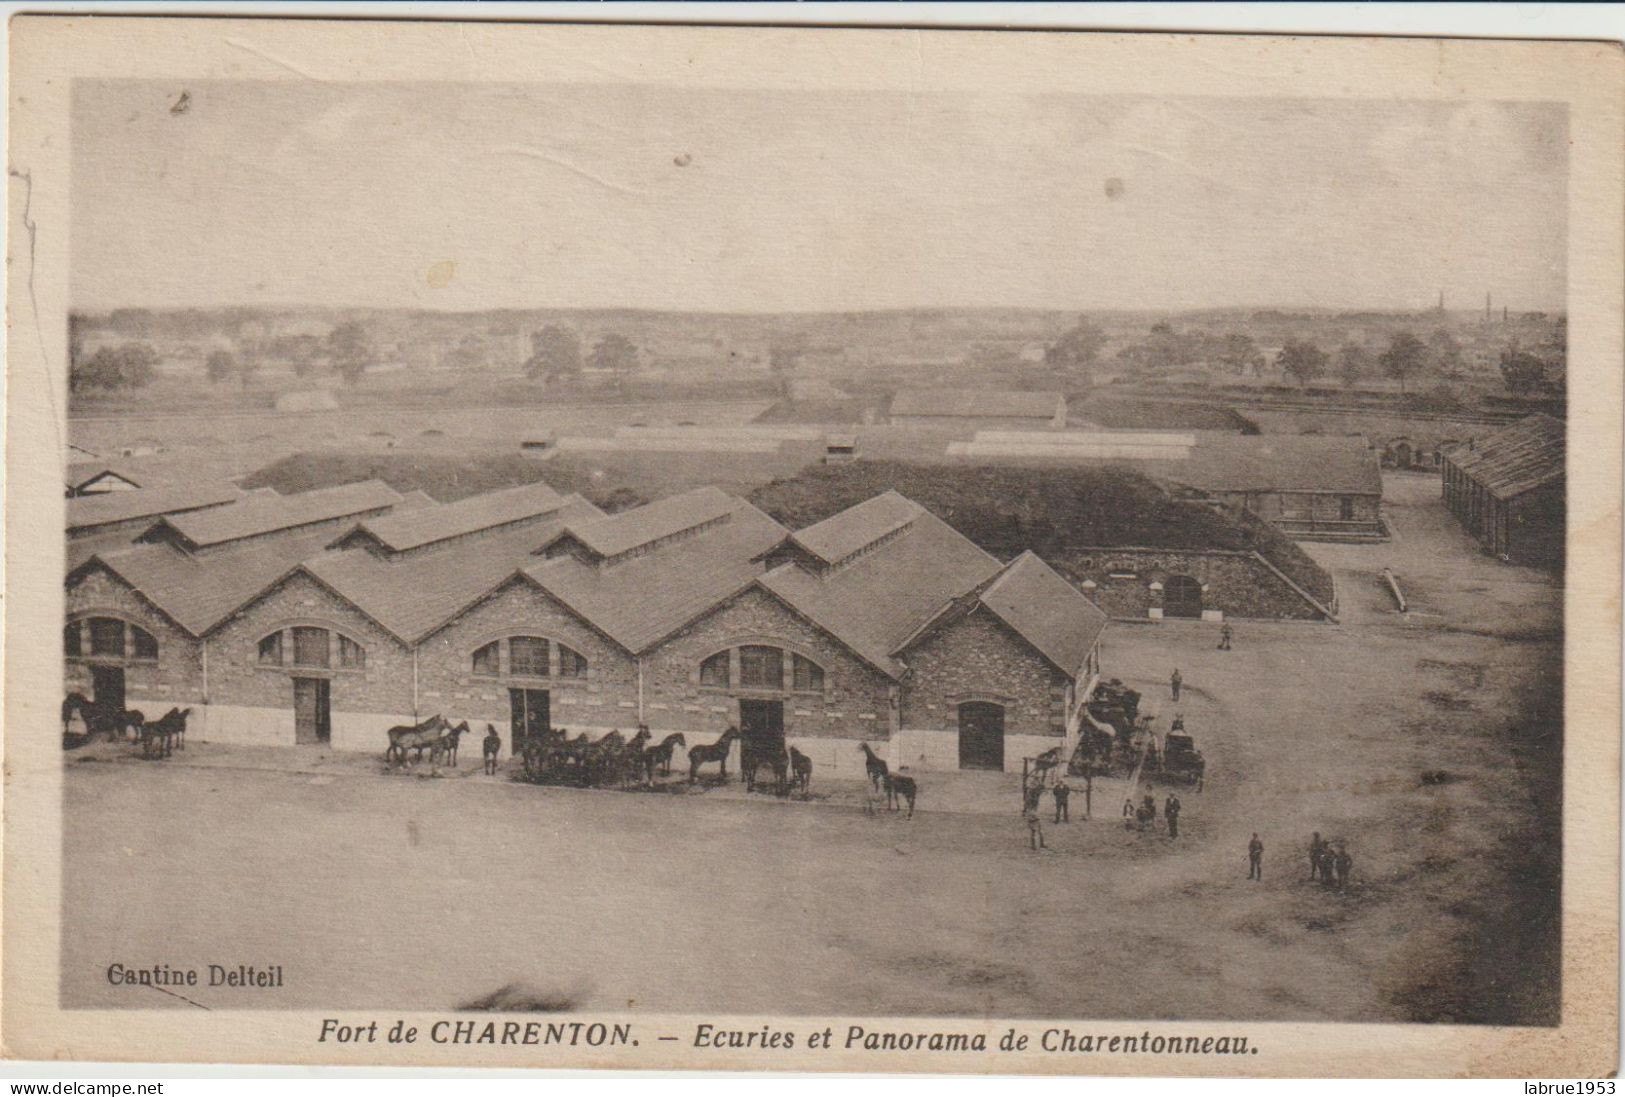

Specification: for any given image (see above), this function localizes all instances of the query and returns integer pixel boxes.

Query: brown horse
[642,733,686,783]
[883,772,917,818]
[859,742,889,792]
[745,739,790,797]
[386,714,448,768]
[688,727,740,784]
[789,746,813,798]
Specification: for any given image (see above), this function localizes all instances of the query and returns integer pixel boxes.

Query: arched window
[472,640,500,677]
[64,617,159,662]
[557,644,586,679]
[509,636,549,677]
[739,645,782,689]
[792,653,824,692]
[337,634,366,669]
[700,650,730,688]
[256,627,365,671]
[292,626,331,668]
[259,631,283,665]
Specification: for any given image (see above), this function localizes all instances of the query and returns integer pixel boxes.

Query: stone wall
[65,563,204,716]
[898,606,1068,772]
[642,586,896,779]
[205,570,413,749]
[1052,548,1328,621]
[415,577,640,754]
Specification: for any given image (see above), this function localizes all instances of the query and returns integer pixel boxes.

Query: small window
[292,626,330,668]
[510,636,548,677]
[557,644,586,679]
[89,617,124,657]
[130,625,158,661]
[472,640,499,677]
[64,621,82,657]
[1339,496,1357,521]
[337,634,365,669]
[740,645,783,690]
[258,631,283,665]
[792,653,824,692]
[700,650,730,688]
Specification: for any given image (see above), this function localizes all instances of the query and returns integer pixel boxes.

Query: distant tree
[327,321,373,386]
[206,348,236,385]
[1335,343,1371,389]
[1275,338,1328,387]
[1499,341,1547,395]
[525,325,582,383]
[71,342,159,391]
[1215,333,1265,376]
[1428,329,1465,379]
[1379,330,1428,393]
[588,331,639,377]
[1045,317,1109,381]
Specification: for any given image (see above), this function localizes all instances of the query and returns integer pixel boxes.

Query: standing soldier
[1122,797,1136,831]
[1165,794,1182,838]
[482,723,503,776]
[1248,833,1264,880]
[1319,845,1339,888]
[1025,797,1047,851]
[1334,844,1353,890]
[1052,778,1071,824]
[1170,668,1183,702]
[1309,831,1326,880]
[1218,622,1233,651]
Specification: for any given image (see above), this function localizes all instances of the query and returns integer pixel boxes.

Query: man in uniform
[1218,622,1233,650]
[1309,831,1326,880]
[1165,794,1182,838]
[1170,668,1183,702]
[1248,833,1264,880]
[1052,778,1071,824]
[482,724,503,776]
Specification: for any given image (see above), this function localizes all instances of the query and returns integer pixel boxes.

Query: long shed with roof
[1441,414,1564,569]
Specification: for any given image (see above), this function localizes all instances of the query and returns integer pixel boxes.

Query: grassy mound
[749,460,1334,605]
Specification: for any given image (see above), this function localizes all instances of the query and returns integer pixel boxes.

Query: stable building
[889,388,1067,429]
[64,481,1111,777]
[1441,414,1565,569]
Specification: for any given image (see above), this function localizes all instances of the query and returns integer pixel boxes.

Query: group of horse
[518,725,688,789]
[61,693,191,759]
[383,714,472,772]
[859,741,917,816]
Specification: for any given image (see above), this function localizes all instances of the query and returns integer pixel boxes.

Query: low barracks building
[65,479,1107,777]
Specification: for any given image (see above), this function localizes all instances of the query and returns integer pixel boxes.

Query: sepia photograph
[4,15,1620,1076]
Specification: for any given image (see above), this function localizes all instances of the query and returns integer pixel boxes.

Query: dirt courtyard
[61,474,1562,1022]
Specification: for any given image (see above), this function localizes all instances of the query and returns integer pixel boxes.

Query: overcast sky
[71,82,1567,313]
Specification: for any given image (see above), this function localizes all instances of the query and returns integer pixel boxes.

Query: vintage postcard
[3,15,1620,1076]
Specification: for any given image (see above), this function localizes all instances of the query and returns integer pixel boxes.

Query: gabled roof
[965,551,1108,675]
[146,480,403,550]
[67,462,144,494]
[543,485,738,562]
[787,490,921,567]
[307,495,605,642]
[758,504,1002,677]
[1444,414,1565,500]
[337,480,569,554]
[67,480,244,534]
[891,388,1063,420]
[74,527,342,637]
[521,498,789,653]
[1160,435,1383,496]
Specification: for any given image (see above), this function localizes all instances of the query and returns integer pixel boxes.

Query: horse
[859,742,889,792]
[619,728,651,788]
[386,714,448,768]
[642,733,686,783]
[483,724,503,776]
[883,772,917,818]
[745,739,789,797]
[142,707,189,759]
[1030,745,1062,782]
[582,730,626,787]
[789,746,813,798]
[688,727,740,784]
[438,721,470,768]
[116,709,146,742]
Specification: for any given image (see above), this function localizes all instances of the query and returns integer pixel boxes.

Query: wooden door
[509,688,550,755]
[90,664,125,720]
[294,677,330,744]
[1163,575,1203,618]
[958,701,1005,771]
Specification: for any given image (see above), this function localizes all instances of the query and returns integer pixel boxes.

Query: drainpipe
[411,648,419,719]
[636,657,646,725]
[201,638,209,704]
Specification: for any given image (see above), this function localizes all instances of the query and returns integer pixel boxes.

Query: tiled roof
[66,462,144,492]
[343,480,568,553]
[552,485,738,560]
[1160,435,1383,496]
[67,480,244,533]
[759,506,1002,676]
[154,480,403,549]
[1444,414,1565,500]
[789,491,922,566]
[77,528,340,636]
[969,551,1108,675]
[522,499,789,653]
[891,388,1062,420]
[308,495,606,642]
